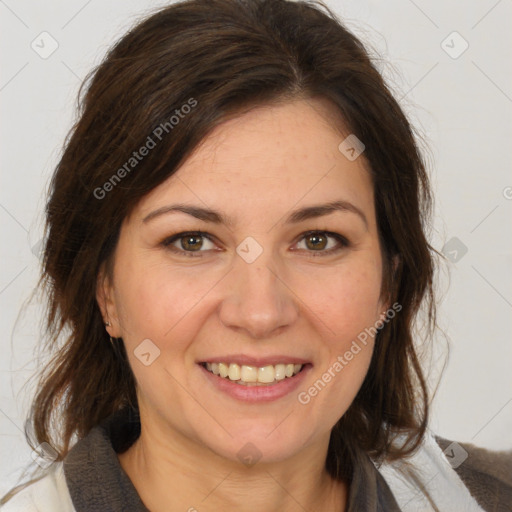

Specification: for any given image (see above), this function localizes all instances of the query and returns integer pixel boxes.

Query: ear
[379,253,401,317]
[391,253,400,280]
[96,262,121,337]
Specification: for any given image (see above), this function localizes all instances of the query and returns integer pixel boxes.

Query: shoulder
[435,436,512,512]
[0,462,75,512]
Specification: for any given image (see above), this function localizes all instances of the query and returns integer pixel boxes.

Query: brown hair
[3,0,437,502]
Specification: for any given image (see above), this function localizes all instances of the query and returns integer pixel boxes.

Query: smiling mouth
[200,362,308,386]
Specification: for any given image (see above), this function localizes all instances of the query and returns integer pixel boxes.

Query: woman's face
[99,98,389,464]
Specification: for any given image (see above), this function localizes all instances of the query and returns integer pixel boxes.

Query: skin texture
[97,98,390,512]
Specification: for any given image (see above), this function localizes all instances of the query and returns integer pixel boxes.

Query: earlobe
[96,264,120,337]
[386,254,401,311]
[380,253,401,316]
[388,253,401,304]
[391,254,400,276]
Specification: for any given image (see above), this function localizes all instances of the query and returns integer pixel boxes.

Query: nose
[218,250,299,340]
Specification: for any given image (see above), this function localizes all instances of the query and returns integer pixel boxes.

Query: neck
[118,416,348,512]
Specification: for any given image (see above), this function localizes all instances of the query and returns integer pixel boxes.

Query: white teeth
[274,364,286,381]
[203,362,304,384]
[240,365,258,382]
[218,362,229,378]
[228,363,240,381]
[258,366,275,383]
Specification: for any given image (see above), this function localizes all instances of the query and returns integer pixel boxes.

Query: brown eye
[162,231,216,258]
[180,234,204,251]
[305,233,328,250]
[295,231,349,256]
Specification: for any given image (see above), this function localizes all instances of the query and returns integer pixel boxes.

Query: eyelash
[161,230,350,258]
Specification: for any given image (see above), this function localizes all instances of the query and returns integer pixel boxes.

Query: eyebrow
[142,200,368,229]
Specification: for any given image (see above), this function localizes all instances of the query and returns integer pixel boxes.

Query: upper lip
[198,354,312,367]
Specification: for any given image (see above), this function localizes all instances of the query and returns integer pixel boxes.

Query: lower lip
[198,363,312,403]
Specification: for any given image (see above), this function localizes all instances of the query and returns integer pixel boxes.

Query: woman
[1,0,511,510]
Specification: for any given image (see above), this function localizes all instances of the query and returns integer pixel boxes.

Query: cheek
[302,260,384,337]
[113,262,161,339]
[112,260,204,407]
[294,261,382,413]
[113,254,223,351]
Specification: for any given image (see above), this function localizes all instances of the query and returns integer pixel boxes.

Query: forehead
[135,98,375,227]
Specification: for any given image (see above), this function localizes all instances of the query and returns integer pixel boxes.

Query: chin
[199,421,315,466]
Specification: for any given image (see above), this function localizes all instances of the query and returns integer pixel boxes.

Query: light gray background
[1,0,511,496]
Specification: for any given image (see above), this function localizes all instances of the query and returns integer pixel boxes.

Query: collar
[63,408,148,511]
[63,407,401,512]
